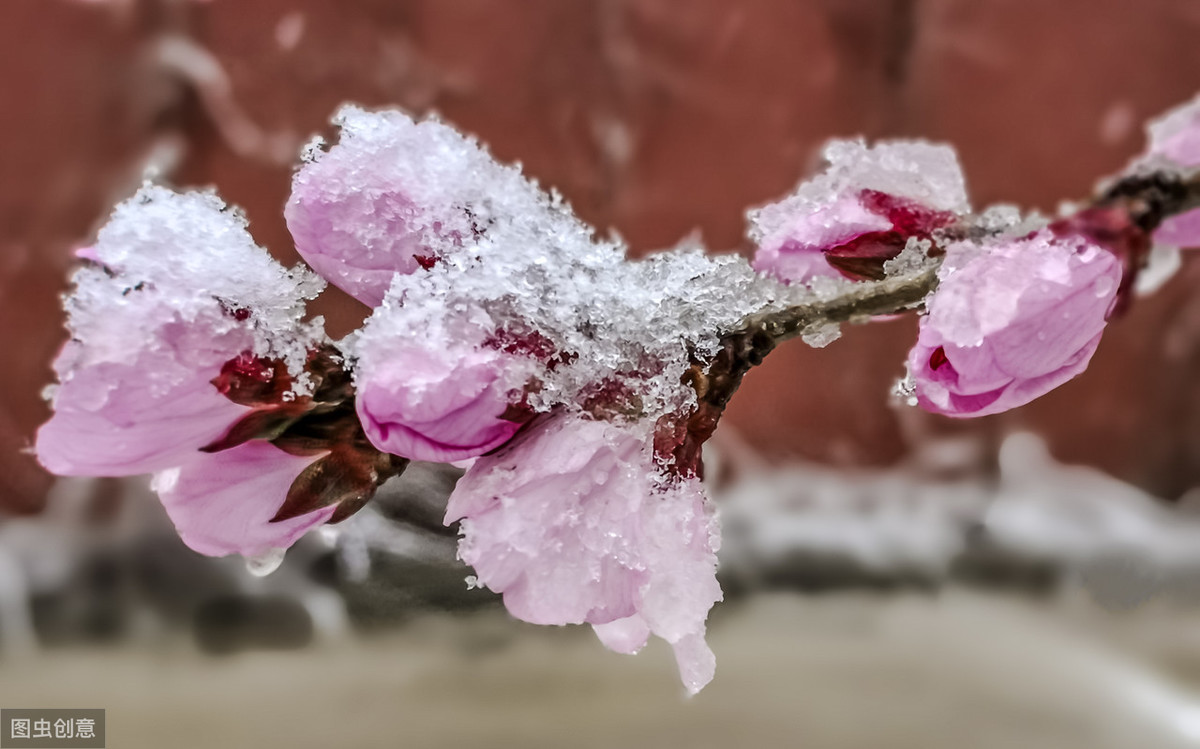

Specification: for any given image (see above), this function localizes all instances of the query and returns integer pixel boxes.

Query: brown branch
[740,261,941,347]
[669,169,1200,474]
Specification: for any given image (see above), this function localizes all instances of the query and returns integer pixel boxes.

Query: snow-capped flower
[285,106,539,307]
[351,285,542,463]
[909,231,1122,417]
[35,185,334,556]
[36,187,322,476]
[750,139,967,284]
[445,414,722,694]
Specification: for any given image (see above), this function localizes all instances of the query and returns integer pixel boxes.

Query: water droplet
[245,547,286,577]
[1093,275,1115,298]
[317,526,341,547]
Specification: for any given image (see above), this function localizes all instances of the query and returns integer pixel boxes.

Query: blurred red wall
[6,0,1200,512]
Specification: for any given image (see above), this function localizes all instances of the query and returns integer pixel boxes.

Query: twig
[670,170,1200,472]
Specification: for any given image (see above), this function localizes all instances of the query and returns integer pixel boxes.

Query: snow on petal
[36,185,323,478]
[749,139,968,284]
[152,441,333,558]
[445,414,722,694]
[286,106,544,307]
[35,341,249,476]
[909,231,1121,417]
[1145,92,1200,169]
[355,332,529,463]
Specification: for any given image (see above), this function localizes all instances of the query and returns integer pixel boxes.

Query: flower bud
[750,140,967,284]
[355,337,530,463]
[909,231,1121,417]
[285,106,536,306]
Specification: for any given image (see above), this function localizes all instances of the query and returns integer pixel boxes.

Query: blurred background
[6,1,1200,747]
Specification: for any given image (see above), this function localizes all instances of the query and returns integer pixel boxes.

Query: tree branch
[741,260,941,346]
[669,169,1200,474]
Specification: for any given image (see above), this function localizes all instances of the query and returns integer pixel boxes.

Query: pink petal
[671,633,718,697]
[592,615,652,654]
[36,342,249,477]
[751,193,890,285]
[152,441,333,558]
[355,340,524,463]
[910,232,1120,417]
[1154,208,1200,249]
[446,414,722,692]
[284,180,424,307]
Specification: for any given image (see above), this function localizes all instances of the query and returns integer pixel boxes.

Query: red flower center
[929,346,949,371]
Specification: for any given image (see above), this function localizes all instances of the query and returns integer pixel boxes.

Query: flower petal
[910,232,1120,417]
[152,441,333,558]
[36,344,248,476]
[446,414,722,692]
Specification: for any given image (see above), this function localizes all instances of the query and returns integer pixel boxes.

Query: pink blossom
[37,186,330,557]
[1143,95,1200,248]
[285,107,525,307]
[356,339,527,463]
[750,140,967,284]
[36,336,250,477]
[37,187,322,477]
[284,175,428,307]
[152,441,334,558]
[909,231,1122,417]
[751,193,892,282]
[1155,210,1200,249]
[445,415,722,694]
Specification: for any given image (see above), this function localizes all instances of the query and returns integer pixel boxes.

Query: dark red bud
[929,346,949,371]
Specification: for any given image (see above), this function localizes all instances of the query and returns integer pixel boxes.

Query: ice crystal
[332,108,786,426]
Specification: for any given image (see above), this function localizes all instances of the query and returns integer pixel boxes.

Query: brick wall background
[6,0,1200,512]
